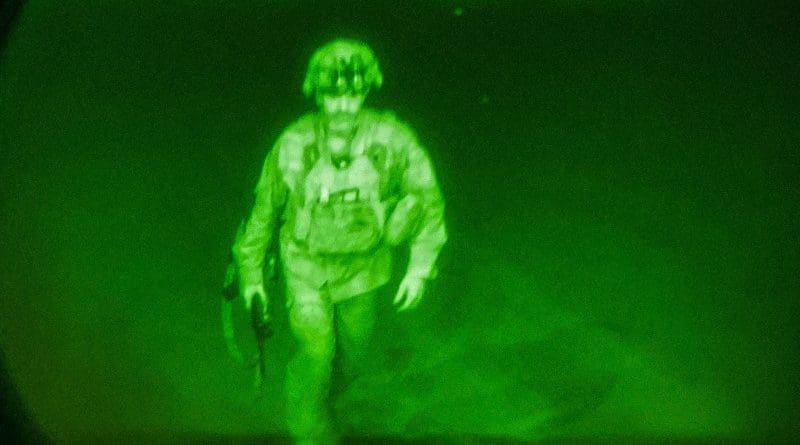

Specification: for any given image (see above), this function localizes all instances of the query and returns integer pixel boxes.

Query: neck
[324,111,360,134]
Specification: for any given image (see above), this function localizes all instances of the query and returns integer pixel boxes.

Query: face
[320,94,365,132]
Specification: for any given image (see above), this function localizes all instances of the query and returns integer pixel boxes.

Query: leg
[284,280,337,444]
[330,291,378,437]
[334,291,377,382]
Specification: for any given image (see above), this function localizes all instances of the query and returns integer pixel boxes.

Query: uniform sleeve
[231,140,288,288]
[396,124,448,280]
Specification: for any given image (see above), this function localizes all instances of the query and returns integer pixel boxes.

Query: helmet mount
[303,39,383,100]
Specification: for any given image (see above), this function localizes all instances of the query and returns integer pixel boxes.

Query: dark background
[1,0,798,443]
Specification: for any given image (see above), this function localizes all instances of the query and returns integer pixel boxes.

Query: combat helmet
[303,38,383,99]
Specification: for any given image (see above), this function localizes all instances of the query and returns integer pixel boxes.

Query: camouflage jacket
[232,109,447,301]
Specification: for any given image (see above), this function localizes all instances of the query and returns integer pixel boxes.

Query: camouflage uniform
[232,107,447,442]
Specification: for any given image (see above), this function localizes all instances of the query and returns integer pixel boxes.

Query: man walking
[232,38,447,444]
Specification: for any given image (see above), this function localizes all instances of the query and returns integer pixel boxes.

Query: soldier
[231,38,447,445]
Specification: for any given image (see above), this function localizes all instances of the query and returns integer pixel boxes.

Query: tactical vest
[289,113,403,255]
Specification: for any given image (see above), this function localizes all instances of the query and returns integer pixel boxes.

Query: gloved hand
[242,283,268,312]
[393,274,426,312]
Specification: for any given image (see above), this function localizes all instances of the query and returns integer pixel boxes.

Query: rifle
[222,255,275,388]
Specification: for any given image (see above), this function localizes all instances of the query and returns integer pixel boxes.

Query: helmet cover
[303,39,383,98]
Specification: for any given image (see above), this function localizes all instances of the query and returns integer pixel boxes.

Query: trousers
[284,275,378,443]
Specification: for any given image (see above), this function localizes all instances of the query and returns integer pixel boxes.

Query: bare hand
[393,275,426,312]
[242,283,268,312]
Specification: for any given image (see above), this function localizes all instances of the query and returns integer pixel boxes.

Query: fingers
[396,280,424,312]
[397,294,416,312]
[407,291,423,310]
[393,280,408,306]
[243,285,267,312]
[256,292,269,316]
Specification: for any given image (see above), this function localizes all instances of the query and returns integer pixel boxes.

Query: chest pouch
[306,199,382,255]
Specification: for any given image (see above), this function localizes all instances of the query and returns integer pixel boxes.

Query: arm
[399,128,447,280]
[391,122,448,310]
[232,139,288,307]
